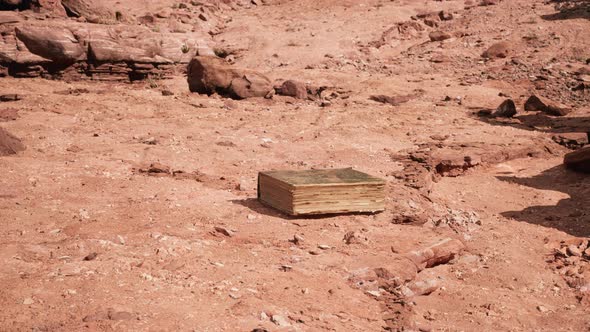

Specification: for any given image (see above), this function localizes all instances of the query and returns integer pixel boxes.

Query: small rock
[23,298,34,305]
[429,31,451,42]
[278,80,308,99]
[537,305,549,313]
[271,314,290,327]
[0,94,21,102]
[567,245,582,257]
[161,90,174,96]
[366,290,381,297]
[492,99,517,118]
[318,244,331,250]
[290,234,304,245]
[280,264,293,272]
[108,310,134,321]
[482,41,511,59]
[214,226,233,237]
[83,252,98,261]
[343,231,359,244]
[438,10,453,21]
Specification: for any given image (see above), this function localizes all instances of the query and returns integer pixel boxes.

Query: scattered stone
[0,94,21,102]
[318,244,331,250]
[567,245,582,257]
[431,209,481,233]
[438,10,453,21]
[139,163,171,176]
[161,90,174,96]
[564,146,590,173]
[214,226,233,237]
[343,231,359,244]
[23,298,34,305]
[83,252,98,261]
[524,95,571,116]
[271,314,290,327]
[278,80,308,99]
[482,41,511,59]
[479,0,499,6]
[279,265,292,272]
[290,234,304,245]
[370,90,424,106]
[108,311,134,321]
[492,99,517,118]
[429,31,451,42]
[537,305,548,313]
[404,238,466,270]
[430,54,451,63]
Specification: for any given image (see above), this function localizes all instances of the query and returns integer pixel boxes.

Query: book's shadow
[230,198,382,220]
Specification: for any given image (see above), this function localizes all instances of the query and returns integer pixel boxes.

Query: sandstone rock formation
[187,56,273,99]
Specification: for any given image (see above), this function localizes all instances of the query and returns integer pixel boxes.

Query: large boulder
[564,146,590,173]
[15,26,84,63]
[187,56,273,99]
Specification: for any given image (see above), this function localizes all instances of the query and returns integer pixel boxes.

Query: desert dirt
[1,0,590,331]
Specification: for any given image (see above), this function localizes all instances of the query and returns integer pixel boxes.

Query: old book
[258,168,385,215]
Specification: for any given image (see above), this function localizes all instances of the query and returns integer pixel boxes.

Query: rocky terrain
[0,0,589,331]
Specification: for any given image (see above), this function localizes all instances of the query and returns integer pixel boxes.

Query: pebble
[291,234,304,245]
[537,305,548,313]
[23,298,34,305]
[318,244,331,250]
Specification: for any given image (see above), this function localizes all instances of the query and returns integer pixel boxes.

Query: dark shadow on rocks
[498,165,590,237]
[542,0,590,21]
[230,198,382,220]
